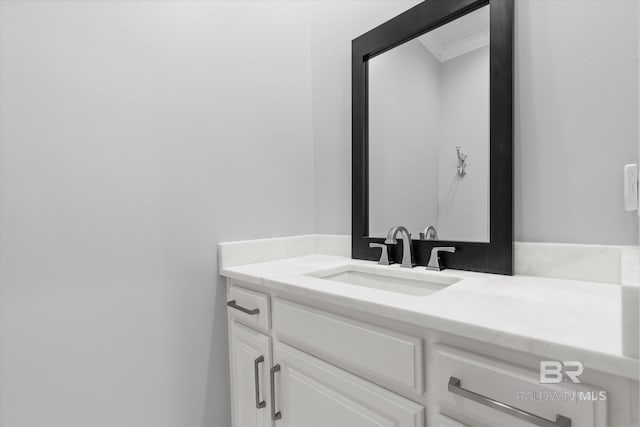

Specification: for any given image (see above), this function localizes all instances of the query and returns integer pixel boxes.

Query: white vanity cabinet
[226,283,424,427]
[226,280,634,427]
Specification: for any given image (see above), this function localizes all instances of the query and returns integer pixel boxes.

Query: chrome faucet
[426,247,456,271]
[384,226,414,268]
[419,225,438,240]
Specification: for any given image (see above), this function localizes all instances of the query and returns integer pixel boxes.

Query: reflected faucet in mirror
[384,226,414,268]
[420,225,439,240]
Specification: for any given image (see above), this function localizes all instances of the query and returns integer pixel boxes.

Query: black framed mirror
[352,0,513,275]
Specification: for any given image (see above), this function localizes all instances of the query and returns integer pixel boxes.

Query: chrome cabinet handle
[448,377,571,427]
[226,300,260,315]
[254,356,266,409]
[270,364,282,421]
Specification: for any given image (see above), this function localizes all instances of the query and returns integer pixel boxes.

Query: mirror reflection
[368,5,490,242]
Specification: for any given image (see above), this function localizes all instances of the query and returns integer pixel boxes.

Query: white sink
[306,264,460,296]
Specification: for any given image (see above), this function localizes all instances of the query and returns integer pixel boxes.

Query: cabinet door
[229,321,272,427]
[272,342,424,427]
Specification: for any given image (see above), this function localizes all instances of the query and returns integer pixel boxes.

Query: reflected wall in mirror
[368,5,490,242]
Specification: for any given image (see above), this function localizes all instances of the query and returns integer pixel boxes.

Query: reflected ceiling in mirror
[368,5,490,242]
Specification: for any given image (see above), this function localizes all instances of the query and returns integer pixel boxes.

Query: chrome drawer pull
[448,377,572,427]
[226,300,260,315]
[270,364,282,421]
[254,356,266,409]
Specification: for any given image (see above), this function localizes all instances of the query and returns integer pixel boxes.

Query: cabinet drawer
[273,298,423,394]
[436,345,607,427]
[227,283,270,332]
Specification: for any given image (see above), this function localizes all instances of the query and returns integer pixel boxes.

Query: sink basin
[306,265,460,296]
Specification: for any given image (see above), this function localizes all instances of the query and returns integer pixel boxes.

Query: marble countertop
[221,253,639,381]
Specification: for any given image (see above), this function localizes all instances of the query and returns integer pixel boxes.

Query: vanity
[220,0,640,425]
[219,236,639,427]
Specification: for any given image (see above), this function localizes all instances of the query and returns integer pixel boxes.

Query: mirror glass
[368,5,490,242]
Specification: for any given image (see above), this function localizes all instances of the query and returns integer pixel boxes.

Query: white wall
[0,2,315,427]
[312,0,639,246]
[368,39,440,237]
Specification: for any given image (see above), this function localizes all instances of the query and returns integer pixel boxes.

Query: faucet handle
[369,243,394,266]
[426,246,456,271]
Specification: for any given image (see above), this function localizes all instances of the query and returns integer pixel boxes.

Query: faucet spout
[384,226,414,268]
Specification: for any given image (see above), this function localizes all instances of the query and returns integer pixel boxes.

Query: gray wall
[310,0,422,235]
[0,2,315,427]
[437,45,490,242]
[515,0,639,245]
[368,40,490,242]
[369,39,440,237]
[312,0,640,245]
